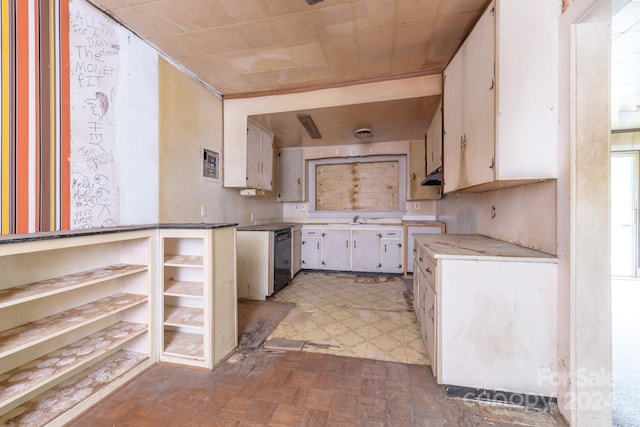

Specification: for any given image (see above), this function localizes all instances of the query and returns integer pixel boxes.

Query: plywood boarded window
[316,161,399,211]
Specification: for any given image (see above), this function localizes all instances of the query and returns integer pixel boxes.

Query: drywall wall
[114,25,159,225]
[557,0,612,424]
[224,75,442,189]
[69,0,159,228]
[435,192,479,234]
[478,181,557,254]
[158,58,281,225]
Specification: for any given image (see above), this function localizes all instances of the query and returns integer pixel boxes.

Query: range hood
[421,166,442,186]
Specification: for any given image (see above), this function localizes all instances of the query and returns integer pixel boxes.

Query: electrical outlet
[414,202,420,210]
[295,204,300,210]
[301,204,306,210]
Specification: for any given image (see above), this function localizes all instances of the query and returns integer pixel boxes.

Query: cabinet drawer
[302,228,323,237]
[416,245,436,290]
[381,229,402,238]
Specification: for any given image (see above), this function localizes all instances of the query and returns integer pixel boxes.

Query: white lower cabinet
[413,234,558,397]
[301,225,403,274]
[322,229,351,271]
[301,228,323,270]
[352,229,382,272]
[380,229,403,274]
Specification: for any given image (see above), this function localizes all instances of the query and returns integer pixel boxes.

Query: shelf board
[164,255,203,268]
[0,263,148,309]
[163,330,204,360]
[0,321,147,413]
[164,305,204,328]
[0,293,147,358]
[0,349,148,426]
[164,280,203,298]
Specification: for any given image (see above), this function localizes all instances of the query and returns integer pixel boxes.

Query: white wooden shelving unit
[159,227,237,369]
[0,230,156,426]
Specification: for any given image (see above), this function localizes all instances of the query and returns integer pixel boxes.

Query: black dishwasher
[273,228,292,293]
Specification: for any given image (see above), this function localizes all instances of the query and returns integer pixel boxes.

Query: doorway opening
[611,1,640,425]
[611,151,638,278]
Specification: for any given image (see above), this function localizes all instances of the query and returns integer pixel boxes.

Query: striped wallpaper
[0,0,69,235]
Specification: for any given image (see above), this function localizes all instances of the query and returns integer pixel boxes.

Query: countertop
[237,222,300,232]
[414,234,558,262]
[0,223,238,244]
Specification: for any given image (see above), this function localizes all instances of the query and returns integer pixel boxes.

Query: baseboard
[444,385,556,412]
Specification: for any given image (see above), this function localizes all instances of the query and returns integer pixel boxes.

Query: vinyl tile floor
[267,271,427,364]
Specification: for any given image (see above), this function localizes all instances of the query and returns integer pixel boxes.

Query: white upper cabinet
[226,120,273,190]
[277,148,305,202]
[443,0,557,193]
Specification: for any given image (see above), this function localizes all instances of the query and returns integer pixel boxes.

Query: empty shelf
[0,264,148,309]
[163,331,204,360]
[0,350,148,426]
[164,255,203,268]
[164,306,204,328]
[0,293,147,358]
[0,321,147,411]
[164,280,203,298]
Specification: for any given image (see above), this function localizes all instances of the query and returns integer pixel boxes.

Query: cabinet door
[292,228,302,275]
[277,149,304,201]
[322,229,350,271]
[301,236,322,269]
[424,279,437,376]
[260,131,273,190]
[463,3,496,188]
[426,102,443,178]
[408,140,440,200]
[443,48,465,193]
[351,229,381,272]
[246,124,261,188]
[381,239,402,273]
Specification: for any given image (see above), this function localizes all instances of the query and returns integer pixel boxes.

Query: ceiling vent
[297,114,322,139]
[354,128,374,139]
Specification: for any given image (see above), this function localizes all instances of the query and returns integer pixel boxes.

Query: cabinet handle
[384,244,387,253]
[317,242,320,250]
[489,157,495,169]
[298,177,302,185]
[429,305,434,320]
[354,240,357,248]
[346,240,349,248]
[377,263,382,268]
[322,261,326,265]
[397,264,402,269]
[426,267,432,274]
[419,257,423,262]
[302,240,305,245]
[411,172,416,181]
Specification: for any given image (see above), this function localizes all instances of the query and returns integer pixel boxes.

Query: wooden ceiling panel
[271,13,319,44]
[257,48,297,70]
[165,0,230,30]
[240,20,283,48]
[89,0,486,95]
[120,1,201,38]
[397,0,442,25]
[215,0,271,23]
[289,42,327,65]
[430,12,478,42]
[352,0,397,32]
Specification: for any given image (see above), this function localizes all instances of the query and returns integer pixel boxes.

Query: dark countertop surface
[0,223,238,244]
[237,222,300,232]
